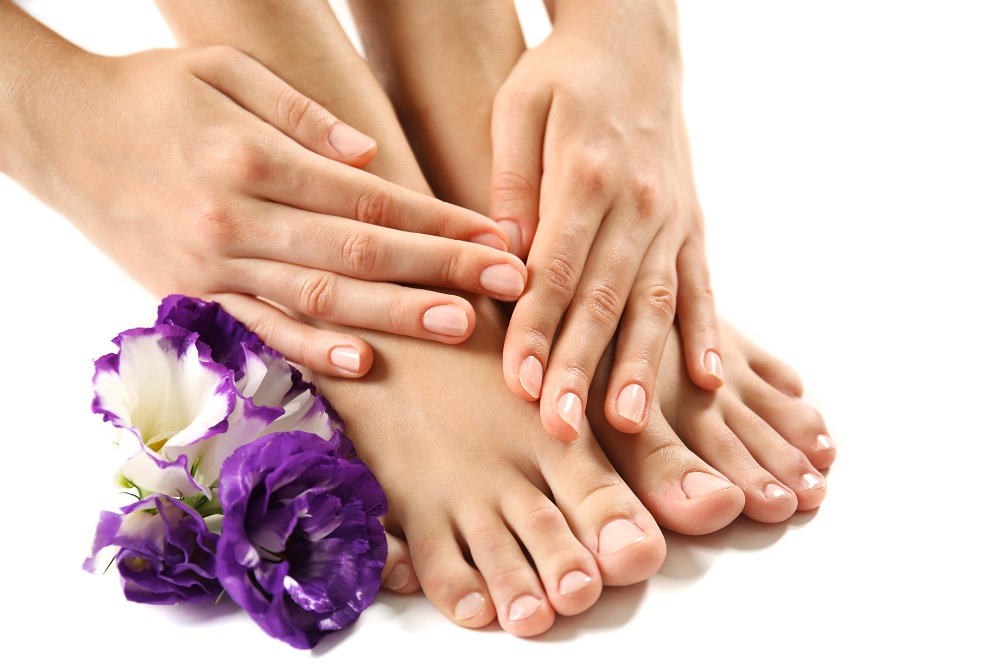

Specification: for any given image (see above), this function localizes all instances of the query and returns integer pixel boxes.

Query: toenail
[682,471,732,499]
[598,519,645,555]
[764,482,791,500]
[558,570,593,596]
[454,592,487,621]
[384,563,410,591]
[508,595,543,622]
[817,434,835,450]
[557,392,584,435]
[519,356,543,399]
[704,350,724,382]
[801,472,825,490]
[616,384,647,424]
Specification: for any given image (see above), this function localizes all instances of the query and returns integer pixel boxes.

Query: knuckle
[577,155,612,196]
[439,252,464,286]
[518,502,565,538]
[298,272,337,319]
[555,358,591,390]
[643,283,677,322]
[355,184,395,227]
[629,176,661,219]
[579,282,623,330]
[339,231,383,275]
[217,140,271,184]
[194,201,240,251]
[384,297,407,333]
[537,252,578,302]
[491,167,537,206]
[276,87,324,136]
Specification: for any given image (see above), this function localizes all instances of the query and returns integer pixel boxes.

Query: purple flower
[84,495,221,605]
[216,431,387,649]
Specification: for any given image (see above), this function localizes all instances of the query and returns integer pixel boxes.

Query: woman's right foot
[311,298,665,637]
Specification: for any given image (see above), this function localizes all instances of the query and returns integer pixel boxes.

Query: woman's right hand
[11,44,525,377]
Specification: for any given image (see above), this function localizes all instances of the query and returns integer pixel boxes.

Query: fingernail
[498,219,522,256]
[384,563,410,591]
[454,592,487,621]
[328,121,376,158]
[557,392,583,435]
[817,434,835,451]
[704,350,724,382]
[330,346,361,374]
[615,383,646,424]
[423,305,469,337]
[558,570,593,596]
[764,482,790,500]
[681,471,732,499]
[469,232,507,251]
[598,519,645,555]
[519,356,543,399]
[801,472,825,490]
[480,263,525,298]
[508,595,542,622]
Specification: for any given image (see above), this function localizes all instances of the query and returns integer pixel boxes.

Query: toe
[382,530,420,595]
[740,379,838,470]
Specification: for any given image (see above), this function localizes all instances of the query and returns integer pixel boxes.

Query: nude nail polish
[557,392,583,435]
[615,383,646,424]
[704,350,724,382]
[508,595,542,622]
[384,563,410,591]
[801,473,824,490]
[681,471,731,499]
[764,482,790,500]
[498,219,522,256]
[817,434,835,450]
[328,121,375,157]
[480,264,525,298]
[558,570,593,596]
[454,592,487,621]
[519,356,543,399]
[598,519,645,555]
[422,305,469,337]
[329,346,360,374]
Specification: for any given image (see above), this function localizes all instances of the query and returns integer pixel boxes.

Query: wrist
[546,0,680,62]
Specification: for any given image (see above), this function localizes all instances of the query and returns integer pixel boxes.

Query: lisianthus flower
[216,431,387,649]
[92,296,348,497]
[83,494,221,605]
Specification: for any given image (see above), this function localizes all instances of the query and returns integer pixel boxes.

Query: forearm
[348,0,524,213]
[153,0,426,192]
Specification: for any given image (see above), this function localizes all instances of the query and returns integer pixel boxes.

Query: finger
[676,237,724,390]
[535,212,657,441]
[249,146,509,251]
[227,259,477,344]
[489,79,552,258]
[602,228,678,433]
[210,292,373,377]
[247,204,527,301]
[189,45,378,166]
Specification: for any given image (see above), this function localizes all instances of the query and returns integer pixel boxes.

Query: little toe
[382,530,420,595]
[731,327,805,398]
[740,379,838,470]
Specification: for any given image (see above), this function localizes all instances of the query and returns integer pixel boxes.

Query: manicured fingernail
[598,519,645,555]
[454,592,487,621]
[558,570,593,596]
[385,563,410,591]
[557,392,583,435]
[681,471,732,499]
[615,383,646,424]
[422,305,469,337]
[469,232,507,251]
[330,346,361,374]
[498,219,522,256]
[801,472,824,490]
[519,356,543,399]
[764,482,790,500]
[508,595,542,622]
[704,350,724,382]
[817,434,835,451]
[480,263,525,298]
[328,121,376,157]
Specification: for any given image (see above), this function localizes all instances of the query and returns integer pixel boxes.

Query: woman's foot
[589,320,836,534]
[311,299,665,637]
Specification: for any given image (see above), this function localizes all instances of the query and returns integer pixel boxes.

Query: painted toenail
[519,356,543,399]
[454,592,487,621]
[598,519,645,555]
[423,305,469,337]
[616,384,646,424]
[384,563,410,591]
[508,595,543,622]
[558,570,593,596]
[801,473,825,490]
[764,482,791,500]
[557,392,584,435]
[704,350,724,382]
[817,434,835,450]
[682,471,732,499]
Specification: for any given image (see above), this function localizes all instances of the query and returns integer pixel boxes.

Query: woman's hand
[489,0,721,439]
[9,42,526,377]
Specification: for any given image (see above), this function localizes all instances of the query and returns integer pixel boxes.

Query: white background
[2,1,998,663]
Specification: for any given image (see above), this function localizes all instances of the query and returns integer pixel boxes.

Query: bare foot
[589,321,836,534]
[311,299,665,637]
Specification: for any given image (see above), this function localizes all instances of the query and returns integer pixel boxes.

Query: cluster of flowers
[84,296,387,649]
